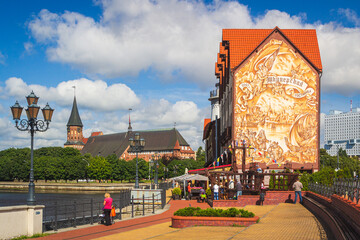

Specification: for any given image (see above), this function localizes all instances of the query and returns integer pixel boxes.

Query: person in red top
[187,182,192,200]
[103,193,113,226]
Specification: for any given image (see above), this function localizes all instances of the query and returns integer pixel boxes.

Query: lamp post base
[27,182,36,205]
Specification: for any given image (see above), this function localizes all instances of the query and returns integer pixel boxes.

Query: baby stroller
[99,205,116,225]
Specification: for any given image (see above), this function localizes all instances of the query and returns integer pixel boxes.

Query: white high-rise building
[324,108,360,156]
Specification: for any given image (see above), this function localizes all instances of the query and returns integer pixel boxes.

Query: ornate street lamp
[10,91,54,205]
[152,153,160,186]
[129,132,145,189]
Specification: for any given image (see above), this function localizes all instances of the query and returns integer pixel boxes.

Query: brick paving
[95,203,325,240]
[33,200,208,240]
[34,197,326,240]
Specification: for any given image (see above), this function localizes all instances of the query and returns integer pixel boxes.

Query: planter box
[171,215,259,228]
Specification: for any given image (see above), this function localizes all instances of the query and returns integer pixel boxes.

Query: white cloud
[12,0,359,152]
[338,8,360,27]
[124,98,204,150]
[317,26,360,96]
[23,42,34,54]
[2,80,204,150]
[27,0,360,96]
[27,1,253,86]
[5,77,140,111]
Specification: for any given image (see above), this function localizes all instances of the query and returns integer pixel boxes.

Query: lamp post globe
[10,92,54,205]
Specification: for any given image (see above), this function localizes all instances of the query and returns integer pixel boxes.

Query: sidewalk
[34,201,326,240]
[95,203,326,240]
[34,200,209,240]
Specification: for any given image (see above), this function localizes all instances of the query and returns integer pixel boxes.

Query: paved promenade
[34,200,326,240]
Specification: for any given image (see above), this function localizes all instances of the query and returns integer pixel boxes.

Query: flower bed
[172,207,259,228]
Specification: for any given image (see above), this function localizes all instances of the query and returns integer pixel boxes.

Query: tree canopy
[0,147,206,182]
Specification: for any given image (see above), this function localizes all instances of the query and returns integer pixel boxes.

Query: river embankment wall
[0,182,148,191]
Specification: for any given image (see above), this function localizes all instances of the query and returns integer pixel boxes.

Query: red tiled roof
[221,27,322,72]
[82,138,88,144]
[91,131,103,137]
[203,118,211,132]
[203,119,214,140]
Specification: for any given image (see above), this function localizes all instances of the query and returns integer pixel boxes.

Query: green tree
[299,172,310,191]
[34,156,62,182]
[0,148,30,181]
[196,146,205,162]
[310,167,336,185]
[118,159,130,182]
[107,154,126,182]
[87,156,111,182]
[61,155,86,182]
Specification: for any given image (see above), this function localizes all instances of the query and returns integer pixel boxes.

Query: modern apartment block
[324,108,360,157]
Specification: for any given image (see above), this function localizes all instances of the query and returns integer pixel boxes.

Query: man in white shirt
[228,178,234,189]
[292,178,303,204]
[213,182,219,200]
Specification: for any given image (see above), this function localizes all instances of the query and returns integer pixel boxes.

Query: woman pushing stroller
[103,193,113,226]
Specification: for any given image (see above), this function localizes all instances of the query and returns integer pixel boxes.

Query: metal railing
[42,187,172,232]
[43,189,131,231]
[159,182,172,191]
[308,178,360,204]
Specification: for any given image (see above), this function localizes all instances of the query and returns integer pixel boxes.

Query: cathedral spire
[67,95,83,127]
[64,90,84,150]
[128,108,132,132]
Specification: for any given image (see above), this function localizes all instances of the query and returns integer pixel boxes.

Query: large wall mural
[234,38,319,167]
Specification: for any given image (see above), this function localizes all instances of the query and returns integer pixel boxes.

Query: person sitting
[198,188,206,203]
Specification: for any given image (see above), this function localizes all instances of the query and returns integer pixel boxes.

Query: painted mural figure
[234,38,318,166]
[256,129,268,153]
[267,141,284,163]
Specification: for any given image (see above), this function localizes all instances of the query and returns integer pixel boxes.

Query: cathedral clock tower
[64,96,84,150]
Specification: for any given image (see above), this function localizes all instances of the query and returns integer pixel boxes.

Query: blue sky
[0,0,359,150]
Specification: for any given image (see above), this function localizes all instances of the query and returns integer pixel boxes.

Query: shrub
[206,188,212,195]
[172,187,181,195]
[174,207,254,218]
[238,209,255,218]
[222,208,241,217]
[174,207,200,216]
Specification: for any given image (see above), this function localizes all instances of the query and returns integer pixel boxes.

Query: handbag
[110,206,116,217]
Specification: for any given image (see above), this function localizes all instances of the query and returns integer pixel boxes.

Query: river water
[0,189,118,207]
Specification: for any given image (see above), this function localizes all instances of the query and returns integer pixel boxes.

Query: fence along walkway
[306,178,360,239]
[43,183,172,232]
[309,178,360,204]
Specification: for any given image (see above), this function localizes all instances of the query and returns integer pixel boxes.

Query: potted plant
[206,188,212,199]
[172,187,182,200]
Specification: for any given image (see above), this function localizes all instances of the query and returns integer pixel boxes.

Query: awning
[188,164,232,173]
[170,174,208,182]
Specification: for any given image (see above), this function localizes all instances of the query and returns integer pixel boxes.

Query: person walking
[236,180,242,199]
[292,178,303,204]
[103,193,113,226]
[228,177,234,189]
[228,177,235,199]
[259,180,266,205]
[213,182,219,200]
